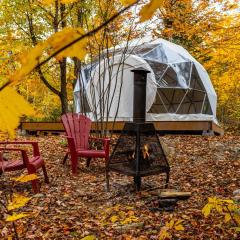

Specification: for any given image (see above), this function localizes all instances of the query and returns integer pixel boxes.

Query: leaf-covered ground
[1,134,240,239]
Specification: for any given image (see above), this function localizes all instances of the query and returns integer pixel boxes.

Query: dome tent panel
[132,44,159,56]
[74,69,92,113]
[159,66,179,88]
[142,44,169,63]
[74,90,91,113]
[85,54,157,121]
[74,37,217,123]
[202,97,213,115]
[147,38,217,116]
[142,43,189,64]
[146,61,192,88]
[146,61,168,83]
[148,88,187,113]
[193,63,217,116]
[190,64,205,91]
[177,89,206,114]
[172,62,192,87]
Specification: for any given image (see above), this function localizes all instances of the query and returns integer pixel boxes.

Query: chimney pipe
[131,67,150,123]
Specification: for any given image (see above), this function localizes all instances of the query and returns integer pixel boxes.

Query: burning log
[127,143,159,170]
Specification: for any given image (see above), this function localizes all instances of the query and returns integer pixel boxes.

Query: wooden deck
[20,121,224,136]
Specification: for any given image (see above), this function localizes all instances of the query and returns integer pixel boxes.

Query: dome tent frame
[74,37,217,124]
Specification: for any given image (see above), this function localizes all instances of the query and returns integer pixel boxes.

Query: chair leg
[105,155,110,191]
[42,164,49,184]
[28,168,40,193]
[31,179,40,193]
[105,169,110,192]
[71,154,78,174]
[63,152,69,165]
[165,171,170,189]
[86,158,92,167]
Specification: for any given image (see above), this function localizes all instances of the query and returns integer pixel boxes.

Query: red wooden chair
[0,141,49,193]
[61,113,110,174]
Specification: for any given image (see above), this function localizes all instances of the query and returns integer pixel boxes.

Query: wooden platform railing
[19,121,224,136]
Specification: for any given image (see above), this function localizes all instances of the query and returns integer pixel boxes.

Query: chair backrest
[61,113,92,150]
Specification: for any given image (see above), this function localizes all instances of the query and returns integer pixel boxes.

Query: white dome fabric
[74,37,217,123]
[85,55,157,121]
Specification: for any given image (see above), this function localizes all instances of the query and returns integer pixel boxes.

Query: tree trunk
[73,57,81,88]
[59,3,68,114]
[60,92,68,114]
[26,1,69,115]
[59,57,68,114]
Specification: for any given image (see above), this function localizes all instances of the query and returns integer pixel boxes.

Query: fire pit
[106,68,170,191]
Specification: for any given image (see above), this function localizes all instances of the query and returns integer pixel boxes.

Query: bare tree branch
[35,0,140,69]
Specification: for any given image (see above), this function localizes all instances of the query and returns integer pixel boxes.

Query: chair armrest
[0,148,29,165]
[0,141,40,157]
[0,147,27,152]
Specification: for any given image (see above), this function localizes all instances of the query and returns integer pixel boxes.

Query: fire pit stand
[106,68,170,191]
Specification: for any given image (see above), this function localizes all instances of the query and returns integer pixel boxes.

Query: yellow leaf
[129,215,138,221]
[226,204,238,212]
[128,210,135,216]
[234,214,240,225]
[119,210,126,218]
[221,199,234,204]
[166,219,175,228]
[126,206,134,210]
[5,212,29,222]
[12,174,39,183]
[224,213,232,223]
[159,227,171,240]
[174,224,184,231]
[40,0,54,4]
[7,194,31,211]
[175,220,183,225]
[215,204,223,214]
[110,215,119,223]
[139,0,164,22]
[202,203,212,217]
[121,216,138,224]
[60,0,78,3]
[80,235,96,240]
[13,42,47,82]
[40,0,78,5]
[113,204,120,211]
[208,197,218,203]
[12,27,87,82]
[232,227,240,232]
[0,87,34,138]
[119,0,137,6]
[47,27,88,61]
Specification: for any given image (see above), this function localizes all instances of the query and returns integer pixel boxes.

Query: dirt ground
[1,134,240,239]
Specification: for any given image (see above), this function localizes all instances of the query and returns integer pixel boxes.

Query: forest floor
[0,134,240,239]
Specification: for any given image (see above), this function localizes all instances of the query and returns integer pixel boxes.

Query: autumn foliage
[0,0,239,134]
[0,2,240,240]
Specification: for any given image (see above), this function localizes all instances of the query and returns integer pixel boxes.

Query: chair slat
[61,113,91,150]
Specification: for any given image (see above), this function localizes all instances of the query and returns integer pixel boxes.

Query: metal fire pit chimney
[106,68,170,191]
[131,67,150,123]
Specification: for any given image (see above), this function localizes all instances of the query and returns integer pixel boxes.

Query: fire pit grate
[106,68,170,191]
[109,123,169,176]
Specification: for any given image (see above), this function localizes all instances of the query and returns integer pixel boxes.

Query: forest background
[0,0,239,131]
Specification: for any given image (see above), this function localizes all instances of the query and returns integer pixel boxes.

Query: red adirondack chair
[61,113,110,174]
[0,141,49,193]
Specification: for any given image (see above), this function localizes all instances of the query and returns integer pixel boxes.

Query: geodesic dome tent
[74,37,217,123]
